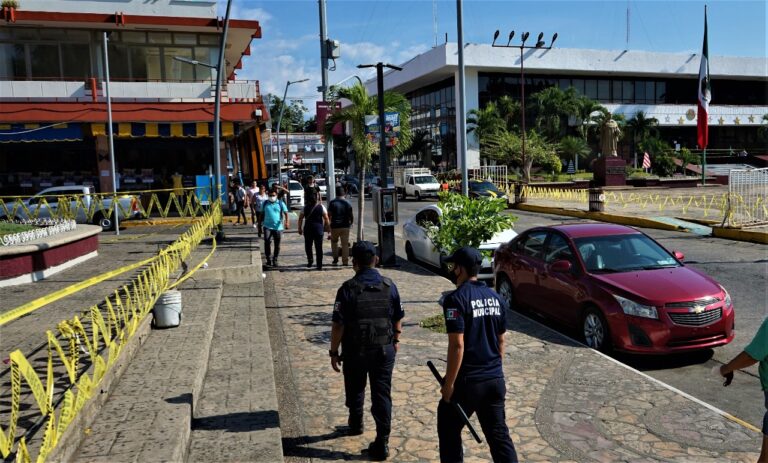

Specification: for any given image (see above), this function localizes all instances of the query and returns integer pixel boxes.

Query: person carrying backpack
[329,241,404,461]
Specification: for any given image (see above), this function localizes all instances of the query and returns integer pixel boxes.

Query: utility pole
[103,31,119,235]
[318,0,336,202]
[213,0,233,239]
[456,0,468,196]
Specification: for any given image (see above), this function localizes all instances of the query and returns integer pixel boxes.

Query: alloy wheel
[583,312,605,349]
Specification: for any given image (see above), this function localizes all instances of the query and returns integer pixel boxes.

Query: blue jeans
[437,376,518,463]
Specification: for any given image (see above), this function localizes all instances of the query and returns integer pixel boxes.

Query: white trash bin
[152,290,182,328]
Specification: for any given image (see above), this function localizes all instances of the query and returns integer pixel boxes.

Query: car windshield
[574,234,680,273]
[289,183,303,191]
[470,181,498,192]
[415,175,438,184]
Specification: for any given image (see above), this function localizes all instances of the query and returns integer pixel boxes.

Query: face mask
[448,267,460,285]
[268,196,277,203]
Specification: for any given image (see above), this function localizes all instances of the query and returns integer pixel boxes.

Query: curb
[512,203,684,232]
[711,226,768,244]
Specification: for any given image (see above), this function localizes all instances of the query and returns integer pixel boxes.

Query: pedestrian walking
[304,175,321,204]
[262,186,289,267]
[234,181,247,225]
[328,185,354,266]
[716,316,768,462]
[298,194,330,270]
[251,183,267,236]
[329,241,404,461]
[437,246,517,463]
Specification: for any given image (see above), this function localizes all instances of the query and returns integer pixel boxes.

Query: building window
[29,44,60,79]
[0,43,26,79]
[61,43,90,79]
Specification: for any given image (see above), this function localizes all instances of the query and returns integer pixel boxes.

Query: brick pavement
[268,230,762,462]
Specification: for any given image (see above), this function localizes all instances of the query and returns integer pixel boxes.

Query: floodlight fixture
[521,31,530,44]
[536,32,545,48]
[507,31,515,46]
[551,32,558,47]
[492,29,500,46]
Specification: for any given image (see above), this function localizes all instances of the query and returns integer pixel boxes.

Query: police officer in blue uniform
[329,241,404,461]
[437,246,517,463]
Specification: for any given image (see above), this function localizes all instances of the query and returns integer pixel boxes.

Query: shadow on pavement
[192,410,280,432]
[615,348,714,371]
[282,429,360,460]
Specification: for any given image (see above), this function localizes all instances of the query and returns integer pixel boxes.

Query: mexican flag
[697,6,711,149]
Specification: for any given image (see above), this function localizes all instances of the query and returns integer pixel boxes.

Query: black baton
[427,361,482,443]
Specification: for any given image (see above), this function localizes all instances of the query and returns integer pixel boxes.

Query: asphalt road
[350,195,767,429]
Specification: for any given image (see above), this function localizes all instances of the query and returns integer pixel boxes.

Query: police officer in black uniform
[437,246,517,463]
[329,241,404,461]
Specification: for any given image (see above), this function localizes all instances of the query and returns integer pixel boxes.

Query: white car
[402,204,517,282]
[316,178,328,199]
[287,180,304,209]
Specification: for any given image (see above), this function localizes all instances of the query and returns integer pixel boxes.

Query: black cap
[351,241,377,260]
[442,246,482,270]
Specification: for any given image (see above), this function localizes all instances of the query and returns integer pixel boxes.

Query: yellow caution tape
[0,256,154,327]
[0,202,222,462]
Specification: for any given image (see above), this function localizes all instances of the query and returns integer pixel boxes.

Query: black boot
[347,415,364,436]
[367,437,389,461]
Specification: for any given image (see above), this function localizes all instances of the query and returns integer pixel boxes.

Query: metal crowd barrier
[0,187,216,224]
[0,202,222,463]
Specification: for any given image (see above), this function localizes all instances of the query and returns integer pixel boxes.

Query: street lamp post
[357,62,402,267]
[276,79,309,184]
[102,31,119,235]
[492,30,558,183]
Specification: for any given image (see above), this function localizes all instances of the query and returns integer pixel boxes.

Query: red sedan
[493,223,735,354]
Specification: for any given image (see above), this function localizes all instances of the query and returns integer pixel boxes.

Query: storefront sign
[316,101,343,135]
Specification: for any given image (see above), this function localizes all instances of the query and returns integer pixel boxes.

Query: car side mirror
[673,251,684,261]
[550,260,572,273]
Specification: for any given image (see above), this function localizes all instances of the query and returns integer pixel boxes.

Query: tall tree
[573,95,608,142]
[268,95,307,133]
[531,86,579,140]
[485,129,559,181]
[467,102,505,160]
[324,83,412,240]
[403,129,433,167]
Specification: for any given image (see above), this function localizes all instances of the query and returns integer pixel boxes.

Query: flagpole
[702,148,706,185]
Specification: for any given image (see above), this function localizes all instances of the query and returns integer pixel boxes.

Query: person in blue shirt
[329,241,404,461]
[261,186,289,267]
[437,246,517,463]
[717,316,768,462]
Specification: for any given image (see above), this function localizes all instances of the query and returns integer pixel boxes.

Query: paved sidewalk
[267,230,762,462]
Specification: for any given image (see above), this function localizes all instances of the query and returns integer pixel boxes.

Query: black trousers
[343,344,396,440]
[235,200,247,223]
[304,231,323,268]
[263,228,282,261]
[437,376,517,463]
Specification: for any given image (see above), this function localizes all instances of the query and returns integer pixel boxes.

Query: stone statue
[600,113,622,157]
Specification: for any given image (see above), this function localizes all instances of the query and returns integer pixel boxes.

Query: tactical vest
[343,276,394,350]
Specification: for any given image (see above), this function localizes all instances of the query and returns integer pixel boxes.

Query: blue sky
[228,0,767,116]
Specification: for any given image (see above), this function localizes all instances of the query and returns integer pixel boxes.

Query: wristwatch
[329,350,339,358]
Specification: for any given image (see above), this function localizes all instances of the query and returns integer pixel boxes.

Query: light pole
[172,0,231,239]
[357,62,402,267]
[492,29,558,183]
[357,63,402,187]
[276,78,309,179]
[102,31,119,235]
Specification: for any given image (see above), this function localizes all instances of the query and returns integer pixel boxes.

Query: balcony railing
[0,78,262,103]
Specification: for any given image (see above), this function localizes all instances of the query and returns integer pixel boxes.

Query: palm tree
[759,113,768,141]
[531,86,579,140]
[324,82,412,241]
[573,95,607,142]
[467,102,504,160]
[403,129,433,167]
[558,135,591,171]
[627,111,659,167]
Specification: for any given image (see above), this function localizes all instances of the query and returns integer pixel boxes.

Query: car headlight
[719,285,732,308]
[613,295,658,319]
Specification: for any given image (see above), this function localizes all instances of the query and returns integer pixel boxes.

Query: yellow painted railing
[0,202,222,463]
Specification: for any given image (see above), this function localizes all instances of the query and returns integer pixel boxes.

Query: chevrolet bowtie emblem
[691,305,706,314]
